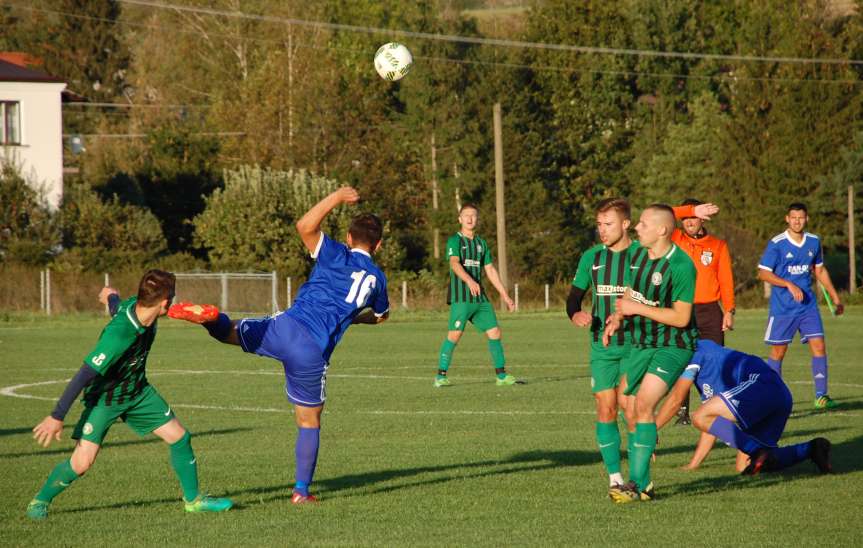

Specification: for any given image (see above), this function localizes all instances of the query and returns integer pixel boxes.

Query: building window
[1,101,21,145]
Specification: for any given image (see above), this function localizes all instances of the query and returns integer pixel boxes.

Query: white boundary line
[1,372,860,417]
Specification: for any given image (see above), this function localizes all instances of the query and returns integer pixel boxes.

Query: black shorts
[695,302,724,345]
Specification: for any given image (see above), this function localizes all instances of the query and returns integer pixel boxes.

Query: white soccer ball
[374,42,413,81]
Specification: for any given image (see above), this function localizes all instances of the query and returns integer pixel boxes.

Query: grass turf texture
[1,308,860,546]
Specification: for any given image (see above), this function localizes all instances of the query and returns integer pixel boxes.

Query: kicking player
[758,202,844,409]
[568,198,640,493]
[26,270,232,520]
[603,204,698,503]
[169,187,390,504]
[655,339,832,475]
[434,203,517,387]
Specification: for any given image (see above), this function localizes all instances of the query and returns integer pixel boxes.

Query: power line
[117,0,863,67]
[7,2,863,87]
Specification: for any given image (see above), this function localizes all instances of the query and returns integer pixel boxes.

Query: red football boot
[290,492,318,505]
[168,302,220,324]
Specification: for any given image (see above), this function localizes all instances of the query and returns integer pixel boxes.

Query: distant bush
[0,161,60,265]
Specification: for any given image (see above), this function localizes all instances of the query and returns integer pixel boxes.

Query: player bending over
[603,204,698,503]
[27,270,232,520]
[434,203,519,387]
[169,187,390,504]
[656,339,832,475]
[568,198,640,493]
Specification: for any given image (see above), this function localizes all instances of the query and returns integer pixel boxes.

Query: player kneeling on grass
[655,339,832,476]
[168,187,390,505]
[27,270,232,520]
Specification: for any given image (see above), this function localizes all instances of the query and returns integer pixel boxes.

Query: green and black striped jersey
[82,297,155,406]
[446,232,493,304]
[572,240,641,345]
[627,244,698,350]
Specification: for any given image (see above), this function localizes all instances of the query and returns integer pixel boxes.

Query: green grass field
[1,308,860,546]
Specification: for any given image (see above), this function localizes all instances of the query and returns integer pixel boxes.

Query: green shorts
[448,301,499,332]
[589,341,631,393]
[72,385,174,445]
[622,346,692,396]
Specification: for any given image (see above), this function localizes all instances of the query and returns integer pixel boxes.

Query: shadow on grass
[791,398,863,419]
[2,427,253,459]
[663,433,863,498]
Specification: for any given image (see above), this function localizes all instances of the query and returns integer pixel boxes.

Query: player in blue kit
[656,339,832,477]
[169,187,390,504]
[757,203,844,409]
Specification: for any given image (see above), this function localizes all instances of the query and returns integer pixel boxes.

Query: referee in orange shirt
[671,198,736,424]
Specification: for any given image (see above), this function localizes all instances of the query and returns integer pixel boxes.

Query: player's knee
[691,410,709,431]
[71,452,96,475]
[486,327,501,339]
[769,345,788,360]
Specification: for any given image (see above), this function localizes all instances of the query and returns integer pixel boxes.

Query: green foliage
[0,162,59,266]
[57,182,166,272]
[194,166,351,274]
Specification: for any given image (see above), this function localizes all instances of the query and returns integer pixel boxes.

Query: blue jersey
[681,339,778,402]
[758,230,823,315]
[286,234,389,360]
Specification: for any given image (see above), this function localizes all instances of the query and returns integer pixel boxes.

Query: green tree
[194,166,352,274]
[0,162,59,265]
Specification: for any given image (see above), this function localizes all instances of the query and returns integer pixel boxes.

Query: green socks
[488,339,506,377]
[438,339,456,372]
[35,459,80,503]
[630,422,657,492]
[596,421,622,475]
[170,431,200,502]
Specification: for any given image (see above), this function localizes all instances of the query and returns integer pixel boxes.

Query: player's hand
[693,203,719,220]
[835,302,844,316]
[33,416,63,448]
[98,287,119,305]
[785,282,804,302]
[722,311,734,331]
[335,186,360,205]
[571,311,592,327]
[502,295,515,312]
[602,317,620,347]
[615,296,638,316]
[467,280,481,297]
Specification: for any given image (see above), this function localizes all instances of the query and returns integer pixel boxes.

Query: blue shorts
[237,314,328,407]
[763,309,824,345]
[718,371,792,448]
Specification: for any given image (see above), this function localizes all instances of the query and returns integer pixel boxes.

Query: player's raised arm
[99,287,121,316]
[295,187,360,254]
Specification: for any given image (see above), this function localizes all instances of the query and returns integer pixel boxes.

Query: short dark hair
[681,198,703,207]
[596,198,631,220]
[349,213,383,249]
[646,203,676,216]
[137,269,176,307]
[459,203,479,214]
[788,202,808,214]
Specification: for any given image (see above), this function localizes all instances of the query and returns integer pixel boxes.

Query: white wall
[0,81,66,210]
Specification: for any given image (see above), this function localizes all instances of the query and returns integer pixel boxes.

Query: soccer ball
[374,42,413,81]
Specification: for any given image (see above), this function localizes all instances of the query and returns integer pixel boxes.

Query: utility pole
[432,132,439,260]
[453,161,461,211]
[493,102,509,299]
[850,185,857,293]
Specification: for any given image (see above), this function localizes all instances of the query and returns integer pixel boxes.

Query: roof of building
[0,58,65,83]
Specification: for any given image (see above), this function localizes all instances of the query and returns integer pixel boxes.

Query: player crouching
[27,271,232,520]
[656,339,832,477]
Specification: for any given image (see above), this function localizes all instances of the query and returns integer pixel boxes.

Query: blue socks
[811,356,828,398]
[772,441,813,469]
[294,427,320,496]
[708,416,763,455]
[204,313,233,341]
[766,358,782,376]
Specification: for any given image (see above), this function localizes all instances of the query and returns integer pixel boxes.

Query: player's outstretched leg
[169,303,241,346]
[748,437,832,475]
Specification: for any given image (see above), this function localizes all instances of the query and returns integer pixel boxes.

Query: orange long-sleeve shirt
[671,206,735,310]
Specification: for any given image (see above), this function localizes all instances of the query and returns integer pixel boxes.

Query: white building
[0,57,66,210]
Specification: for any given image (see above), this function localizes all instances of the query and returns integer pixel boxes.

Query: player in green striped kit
[26,270,231,520]
[604,205,698,503]
[568,198,640,495]
[435,203,518,386]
